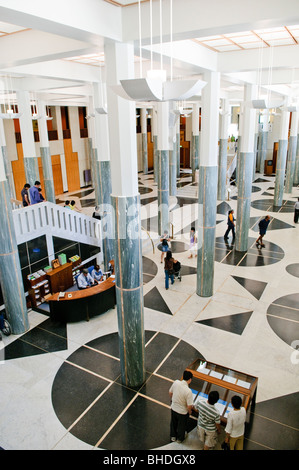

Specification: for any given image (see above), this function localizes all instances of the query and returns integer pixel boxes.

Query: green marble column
[169,143,177,196]
[95,156,114,271]
[196,166,218,297]
[259,131,268,174]
[158,150,169,236]
[0,179,29,334]
[273,140,288,207]
[40,147,55,203]
[112,194,145,387]
[153,135,158,183]
[235,152,254,252]
[285,135,297,193]
[191,133,199,183]
[24,156,40,188]
[1,145,15,199]
[218,139,227,201]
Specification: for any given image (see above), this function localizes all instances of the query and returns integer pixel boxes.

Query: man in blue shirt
[29,181,43,205]
[91,265,103,282]
[256,215,271,247]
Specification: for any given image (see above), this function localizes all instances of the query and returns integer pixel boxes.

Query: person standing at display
[29,181,43,205]
[224,210,235,240]
[256,215,271,247]
[21,183,30,207]
[193,390,221,450]
[294,198,299,223]
[169,370,193,443]
[224,395,246,450]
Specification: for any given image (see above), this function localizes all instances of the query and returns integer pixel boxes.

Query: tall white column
[17,90,40,186]
[274,106,290,206]
[157,101,170,235]
[258,110,269,174]
[285,111,299,193]
[0,118,15,199]
[191,102,200,183]
[218,98,229,200]
[141,107,148,174]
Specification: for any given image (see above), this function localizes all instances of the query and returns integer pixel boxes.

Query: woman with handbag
[164,250,176,290]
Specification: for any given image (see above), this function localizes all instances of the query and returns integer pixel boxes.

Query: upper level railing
[12,201,102,247]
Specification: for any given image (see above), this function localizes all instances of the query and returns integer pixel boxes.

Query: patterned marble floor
[1,170,299,451]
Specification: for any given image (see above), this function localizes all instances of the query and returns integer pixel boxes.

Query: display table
[46,262,73,293]
[47,277,116,323]
[186,359,258,424]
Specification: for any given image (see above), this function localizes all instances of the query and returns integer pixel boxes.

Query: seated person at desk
[77,268,97,289]
[91,265,103,283]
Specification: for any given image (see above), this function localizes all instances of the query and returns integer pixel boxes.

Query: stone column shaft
[105,40,145,388]
[218,98,229,201]
[17,90,40,186]
[157,101,170,236]
[274,108,290,206]
[258,110,269,173]
[141,108,148,175]
[285,111,299,193]
[38,100,56,203]
[0,119,15,199]
[196,71,219,297]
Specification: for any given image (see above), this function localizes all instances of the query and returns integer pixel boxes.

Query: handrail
[12,201,102,246]
[141,226,155,254]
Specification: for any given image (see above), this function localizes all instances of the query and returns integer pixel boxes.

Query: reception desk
[48,277,116,323]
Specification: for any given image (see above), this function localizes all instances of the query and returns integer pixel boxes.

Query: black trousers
[294,209,299,223]
[170,409,189,441]
[224,225,235,239]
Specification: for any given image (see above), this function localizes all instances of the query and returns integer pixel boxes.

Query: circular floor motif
[286,264,299,278]
[251,198,294,213]
[51,331,202,450]
[214,236,284,266]
[157,240,189,253]
[267,293,299,348]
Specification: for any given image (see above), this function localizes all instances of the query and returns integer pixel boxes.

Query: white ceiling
[0,0,298,108]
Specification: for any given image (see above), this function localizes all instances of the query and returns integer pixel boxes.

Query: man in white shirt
[77,269,96,289]
[169,370,193,443]
[294,198,299,223]
[224,395,246,450]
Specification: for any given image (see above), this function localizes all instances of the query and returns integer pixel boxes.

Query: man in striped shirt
[194,390,221,450]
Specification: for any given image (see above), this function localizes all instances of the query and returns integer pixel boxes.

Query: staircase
[12,201,102,248]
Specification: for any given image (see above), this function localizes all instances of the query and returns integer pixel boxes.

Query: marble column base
[157,150,169,235]
[196,166,217,297]
[111,194,145,388]
[0,180,29,334]
[218,138,227,201]
[40,147,55,203]
[274,140,288,207]
[24,156,40,187]
[285,135,297,193]
[235,152,254,252]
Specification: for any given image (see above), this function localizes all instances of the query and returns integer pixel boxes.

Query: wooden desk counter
[48,277,116,323]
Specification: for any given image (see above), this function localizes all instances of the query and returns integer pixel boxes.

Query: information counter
[48,277,116,323]
[186,359,258,424]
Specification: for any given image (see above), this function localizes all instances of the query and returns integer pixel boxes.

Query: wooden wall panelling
[51,154,64,196]
[147,132,153,170]
[63,139,80,192]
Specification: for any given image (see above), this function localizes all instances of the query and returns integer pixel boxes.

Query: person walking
[21,183,30,207]
[294,198,299,223]
[160,230,170,263]
[164,250,175,290]
[169,370,193,443]
[193,390,221,450]
[224,210,235,241]
[256,215,271,247]
[188,226,197,258]
[224,395,246,450]
[29,181,43,205]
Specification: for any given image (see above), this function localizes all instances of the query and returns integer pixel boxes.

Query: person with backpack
[224,210,235,241]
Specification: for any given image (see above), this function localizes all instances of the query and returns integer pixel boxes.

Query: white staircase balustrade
[12,201,102,248]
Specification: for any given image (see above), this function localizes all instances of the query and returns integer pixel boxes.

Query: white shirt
[169,380,193,415]
[77,272,94,289]
[295,201,299,210]
[225,407,246,438]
